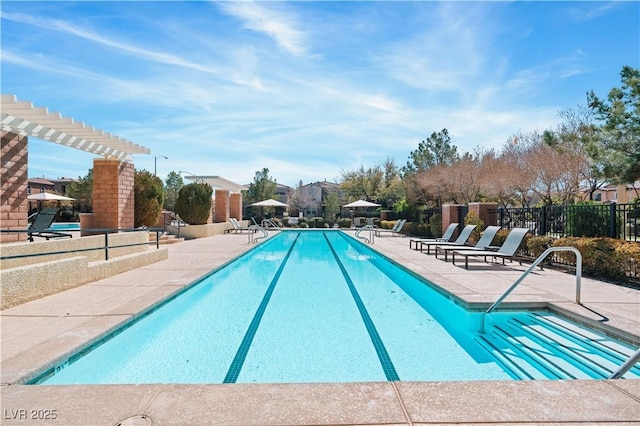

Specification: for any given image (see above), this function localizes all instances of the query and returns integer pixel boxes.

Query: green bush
[338,218,352,228]
[175,183,213,225]
[565,202,620,237]
[311,217,325,228]
[527,235,555,259]
[299,222,309,228]
[552,237,637,279]
[405,222,430,237]
[134,170,164,228]
[429,214,442,238]
[464,211,485,244]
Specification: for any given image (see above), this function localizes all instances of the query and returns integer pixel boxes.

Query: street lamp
[179,171,203,184]
[154,155,168,176]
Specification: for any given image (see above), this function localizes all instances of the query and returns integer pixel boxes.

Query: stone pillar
[214,189,229,223]
[1,131,29,242]
[468,202,498,227]
[441,204,464,237]
[229,192,242,220]
[92,158,134,231]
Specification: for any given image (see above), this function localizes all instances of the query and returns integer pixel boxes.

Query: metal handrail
[0,227,163,261]
[261,218,281,229]
[162,211,187,239]
[609,348,640,379]
[248,224,268,244]
[355,225,375,244]
[480,246,582,332]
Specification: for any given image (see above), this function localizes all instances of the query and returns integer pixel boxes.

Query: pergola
[1,94,150,160]
[0,94,152,242]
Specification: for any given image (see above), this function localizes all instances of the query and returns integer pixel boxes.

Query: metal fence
[496,203,639,242]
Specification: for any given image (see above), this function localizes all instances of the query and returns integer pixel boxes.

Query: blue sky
[2,1,638,188]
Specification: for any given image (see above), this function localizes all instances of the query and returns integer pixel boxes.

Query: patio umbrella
[342,200,380,208]
[250,199,289,207]
[27,192,75,201]
[28,192,76,212]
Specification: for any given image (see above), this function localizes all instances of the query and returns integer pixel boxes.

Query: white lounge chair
[451,227,530,269]
[375,219,407,237]
[417,224,476,254]
[409,223,459,250]
[225,218,254,234]
[435,226,501,261]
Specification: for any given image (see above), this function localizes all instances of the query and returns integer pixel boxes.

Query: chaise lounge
[417,224,476,254]
[451,227,530,269]
[374,219,407,237]
[27,208,73,242]
[435,225,501,261]
[409,223,458,250]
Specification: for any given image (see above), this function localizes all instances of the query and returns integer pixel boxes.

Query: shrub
[311,217,325,228]
[175,182,213,225]
[134,170,164,228]
[429,214,442,238]
[565,202,619,237]
[299,221,309,228]
[464,211,485,244]
[527,236,555,259]
[372,218,381,228]
[552,237,632,279]
[405,222,430,237]
[338,218,352,228]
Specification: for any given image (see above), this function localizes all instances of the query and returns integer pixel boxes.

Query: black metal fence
[496,203,639,242]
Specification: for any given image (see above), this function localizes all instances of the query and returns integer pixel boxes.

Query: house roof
[1,94,150,161]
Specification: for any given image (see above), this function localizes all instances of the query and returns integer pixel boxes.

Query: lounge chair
[225,218,254,234]
[435,225,501,261]
[409,223,459,250]
[417,224,476,254]
[451,227,530,269]
[366,218,375,227]
[374,219,406,237]
[27,208,72,242]
[353,218,364,228]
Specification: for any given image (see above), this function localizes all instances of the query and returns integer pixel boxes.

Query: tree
[67,168,93,212]
[134,170,164,227]
[340,158,404,206]
[175,183,213,224]
[586,66,640,186]
[403,128,459,175]
[543,107,603,201]
[245,168,277,216]
[323,191,340,223]
[164,171,184,212]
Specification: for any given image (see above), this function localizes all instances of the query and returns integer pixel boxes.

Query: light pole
[179,171,203,183]
[154,155,168,176]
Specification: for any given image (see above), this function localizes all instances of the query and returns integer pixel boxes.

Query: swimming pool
[37,230,639,384]
[50,222,80,231]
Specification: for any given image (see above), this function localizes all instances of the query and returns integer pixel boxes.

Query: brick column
[92,158,134,231]
[441,204,464,237]
[214,189,229,223]
[468,202,498,227]
[1,131,29,242]
[229,193,242,220]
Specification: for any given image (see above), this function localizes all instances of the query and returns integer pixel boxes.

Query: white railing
[480,246,582,333]
[609,348,640,379]
[248,224,268,244]
[355,225,375,244]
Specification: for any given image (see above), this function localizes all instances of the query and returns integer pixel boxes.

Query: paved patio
[1,230,639,425]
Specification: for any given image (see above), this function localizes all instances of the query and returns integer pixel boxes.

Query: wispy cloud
[215,1,310,57]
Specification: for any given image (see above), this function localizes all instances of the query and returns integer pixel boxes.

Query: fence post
[540,206,547,236]
[498,207,504,228]
[609,202,617,238]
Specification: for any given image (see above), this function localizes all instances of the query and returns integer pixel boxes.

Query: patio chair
[451,227,530,269]
[27,208,73,242]
[409,223,459,250]
[417,224,477,254]
[435,225,501,261]
[375,219,407,237]
[225,218,254,234]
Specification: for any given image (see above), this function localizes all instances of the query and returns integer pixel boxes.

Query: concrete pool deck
[1,230,639,425]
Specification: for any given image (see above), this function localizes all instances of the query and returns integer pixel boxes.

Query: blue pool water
[50,223,80,231]
[38,230,639,384]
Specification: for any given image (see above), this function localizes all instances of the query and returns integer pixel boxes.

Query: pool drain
[115,414,152,426]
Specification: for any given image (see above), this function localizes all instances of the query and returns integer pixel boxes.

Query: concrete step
[148,232,184,245]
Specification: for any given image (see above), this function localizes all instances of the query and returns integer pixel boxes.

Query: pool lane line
[323,234,400,382]
[223,232,301,383]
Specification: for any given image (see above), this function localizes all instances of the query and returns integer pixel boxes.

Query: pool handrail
[480,246,582,333]
[355,225,375,244]
[609,348,640,379]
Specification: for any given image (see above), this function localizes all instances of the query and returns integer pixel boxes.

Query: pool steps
[476,313,640,380]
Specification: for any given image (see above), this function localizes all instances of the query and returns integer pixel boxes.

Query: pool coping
[1,230,639,425]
